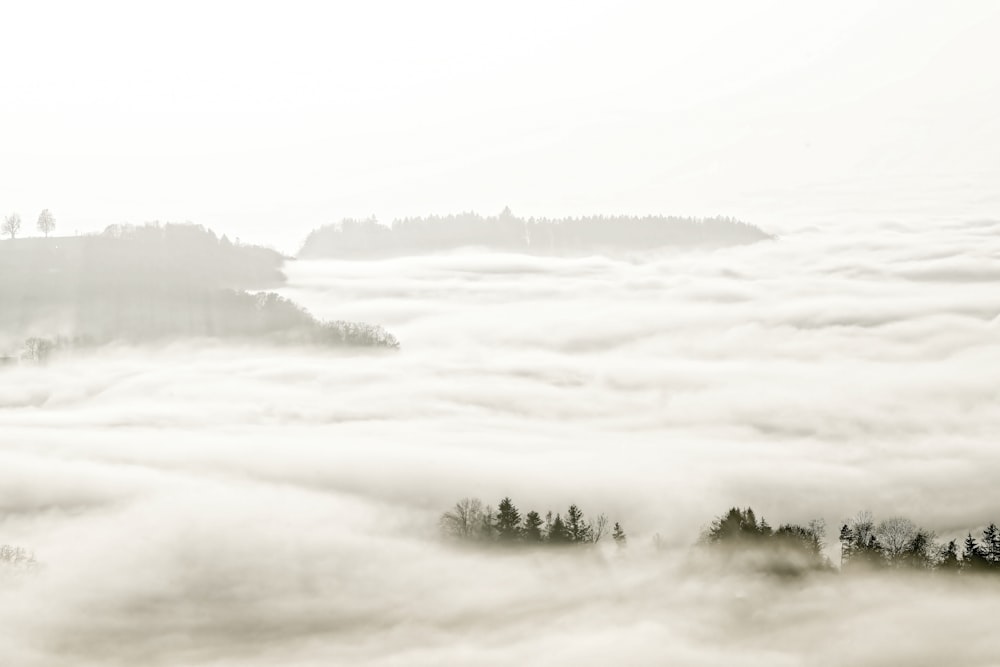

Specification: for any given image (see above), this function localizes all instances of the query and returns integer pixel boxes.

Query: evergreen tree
[839,524,854,566]
[565,504,593,543]
[612,522,627,547]
[962,533,988,572]
[523,510,544,542]
[548,513,570,544]
[982,523,1000,566]
[494,497,522,542]
[900,530,935,570]
[938,540,960,572]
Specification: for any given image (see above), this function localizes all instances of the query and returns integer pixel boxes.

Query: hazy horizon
[3,1,999,251]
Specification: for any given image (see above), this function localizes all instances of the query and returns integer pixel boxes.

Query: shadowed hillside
[0,223,399,355]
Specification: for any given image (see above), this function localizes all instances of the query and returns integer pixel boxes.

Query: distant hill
[0,223,398,355]
[299,210,772,258]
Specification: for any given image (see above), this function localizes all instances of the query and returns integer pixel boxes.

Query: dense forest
[298,209,772,258]
[0,223,399,358]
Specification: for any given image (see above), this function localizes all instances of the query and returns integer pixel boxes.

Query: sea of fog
[2,219,1000,665]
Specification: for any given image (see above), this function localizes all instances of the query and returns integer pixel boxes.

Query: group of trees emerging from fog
[440,497,627,547]
[2,209,55,240]
[0,222,399,357]
[299,209,772,258]
[837,511,1000,573]
[441,501,1000,579]
[705,507,1000,576]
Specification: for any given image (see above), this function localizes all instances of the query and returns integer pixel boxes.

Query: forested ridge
[0,223,399,357]
[299,209,771,258]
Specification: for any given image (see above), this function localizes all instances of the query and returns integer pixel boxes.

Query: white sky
[1,0,998,251]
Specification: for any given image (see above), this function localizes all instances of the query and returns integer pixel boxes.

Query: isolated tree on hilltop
[3,213,21,239]
[36,209,55,237]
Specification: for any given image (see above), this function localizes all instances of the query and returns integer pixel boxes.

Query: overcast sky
[2,0,998,250]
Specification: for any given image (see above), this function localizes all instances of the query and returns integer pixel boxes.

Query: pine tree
[982,523,1000,566]
[523,510,544,542]
[962,533,987,572]
[612,522,627,547]
[938,540,960,572]
[565,504,593,543]
[548,513,570,544]
[839,524,854,567]
[494,497,522,542]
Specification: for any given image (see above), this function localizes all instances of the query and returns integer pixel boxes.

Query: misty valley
[3,214,1000,665]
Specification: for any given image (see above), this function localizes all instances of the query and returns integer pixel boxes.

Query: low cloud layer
[2,220,1000,665]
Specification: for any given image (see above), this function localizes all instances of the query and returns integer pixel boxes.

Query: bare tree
[2,213,21,239]
[591,514,609,543]
[876,517,919,563]
[440,497,487,540]
[36,209,55,237]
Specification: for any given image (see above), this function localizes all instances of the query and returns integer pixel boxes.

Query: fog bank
[2,219,1000,664]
